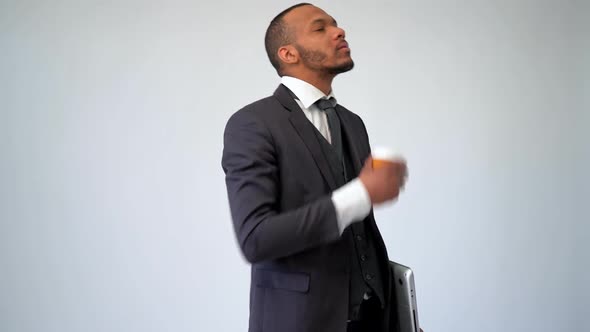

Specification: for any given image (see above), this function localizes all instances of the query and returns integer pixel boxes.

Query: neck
[286,71,335,95]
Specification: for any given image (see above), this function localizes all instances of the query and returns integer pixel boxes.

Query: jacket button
[360,254,367,261]
[356,235,363,241]
[365,273,373,281]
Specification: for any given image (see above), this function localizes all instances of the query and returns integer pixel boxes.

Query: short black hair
[264,3,312,76]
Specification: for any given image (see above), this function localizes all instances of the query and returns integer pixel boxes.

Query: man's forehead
[284,5,332,26]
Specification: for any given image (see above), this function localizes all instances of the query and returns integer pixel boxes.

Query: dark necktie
[315,98,344,165]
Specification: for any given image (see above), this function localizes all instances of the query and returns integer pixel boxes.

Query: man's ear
[277,45,298,66]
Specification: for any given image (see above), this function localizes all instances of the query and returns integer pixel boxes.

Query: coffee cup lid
[372,146,403,161]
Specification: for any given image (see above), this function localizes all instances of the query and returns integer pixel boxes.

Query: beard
[294,43,354,75]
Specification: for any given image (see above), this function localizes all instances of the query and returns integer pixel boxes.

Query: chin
[330,59,355,75]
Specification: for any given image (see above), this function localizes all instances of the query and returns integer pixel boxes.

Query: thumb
[362,156,374,171]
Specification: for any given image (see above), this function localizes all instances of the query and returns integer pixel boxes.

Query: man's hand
[358,156,408,204]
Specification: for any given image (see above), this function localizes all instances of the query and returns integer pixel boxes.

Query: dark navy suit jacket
[222,84,395,332]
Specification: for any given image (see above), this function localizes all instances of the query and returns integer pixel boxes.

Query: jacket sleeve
[221,109,341,263]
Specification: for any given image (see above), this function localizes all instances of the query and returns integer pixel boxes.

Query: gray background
[1,0,588,331]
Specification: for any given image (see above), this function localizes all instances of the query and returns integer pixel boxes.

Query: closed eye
[310,17,336,32]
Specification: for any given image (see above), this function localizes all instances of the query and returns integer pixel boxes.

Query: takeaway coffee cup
[371,146,404,168]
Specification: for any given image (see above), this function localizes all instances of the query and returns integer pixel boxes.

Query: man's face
[285,5,354,75]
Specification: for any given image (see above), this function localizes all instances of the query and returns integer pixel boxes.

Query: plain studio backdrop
[1,0,588,331]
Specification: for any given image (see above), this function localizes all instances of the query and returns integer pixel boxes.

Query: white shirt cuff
[331,178,372,235]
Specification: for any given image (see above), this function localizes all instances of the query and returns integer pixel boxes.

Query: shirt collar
[281,76,337,109]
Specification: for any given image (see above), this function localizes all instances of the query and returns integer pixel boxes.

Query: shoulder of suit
[225,95,284,129]
[241,95,276,109]
[336,104,364,124]
[236,95,285,115]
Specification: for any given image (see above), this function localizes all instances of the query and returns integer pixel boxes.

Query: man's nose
[334,26,346,39]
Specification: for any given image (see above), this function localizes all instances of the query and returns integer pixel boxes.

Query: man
[222,3,408,331]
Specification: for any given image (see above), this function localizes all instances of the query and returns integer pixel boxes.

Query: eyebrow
[310,17,338,26]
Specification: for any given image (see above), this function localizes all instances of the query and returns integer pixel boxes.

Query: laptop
[390,261,421,332]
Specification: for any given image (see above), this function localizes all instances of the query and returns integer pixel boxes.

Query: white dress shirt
[281,76,372,235]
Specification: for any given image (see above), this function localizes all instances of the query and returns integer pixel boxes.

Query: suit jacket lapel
[273,84,338,190]
[336,106,363,175]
